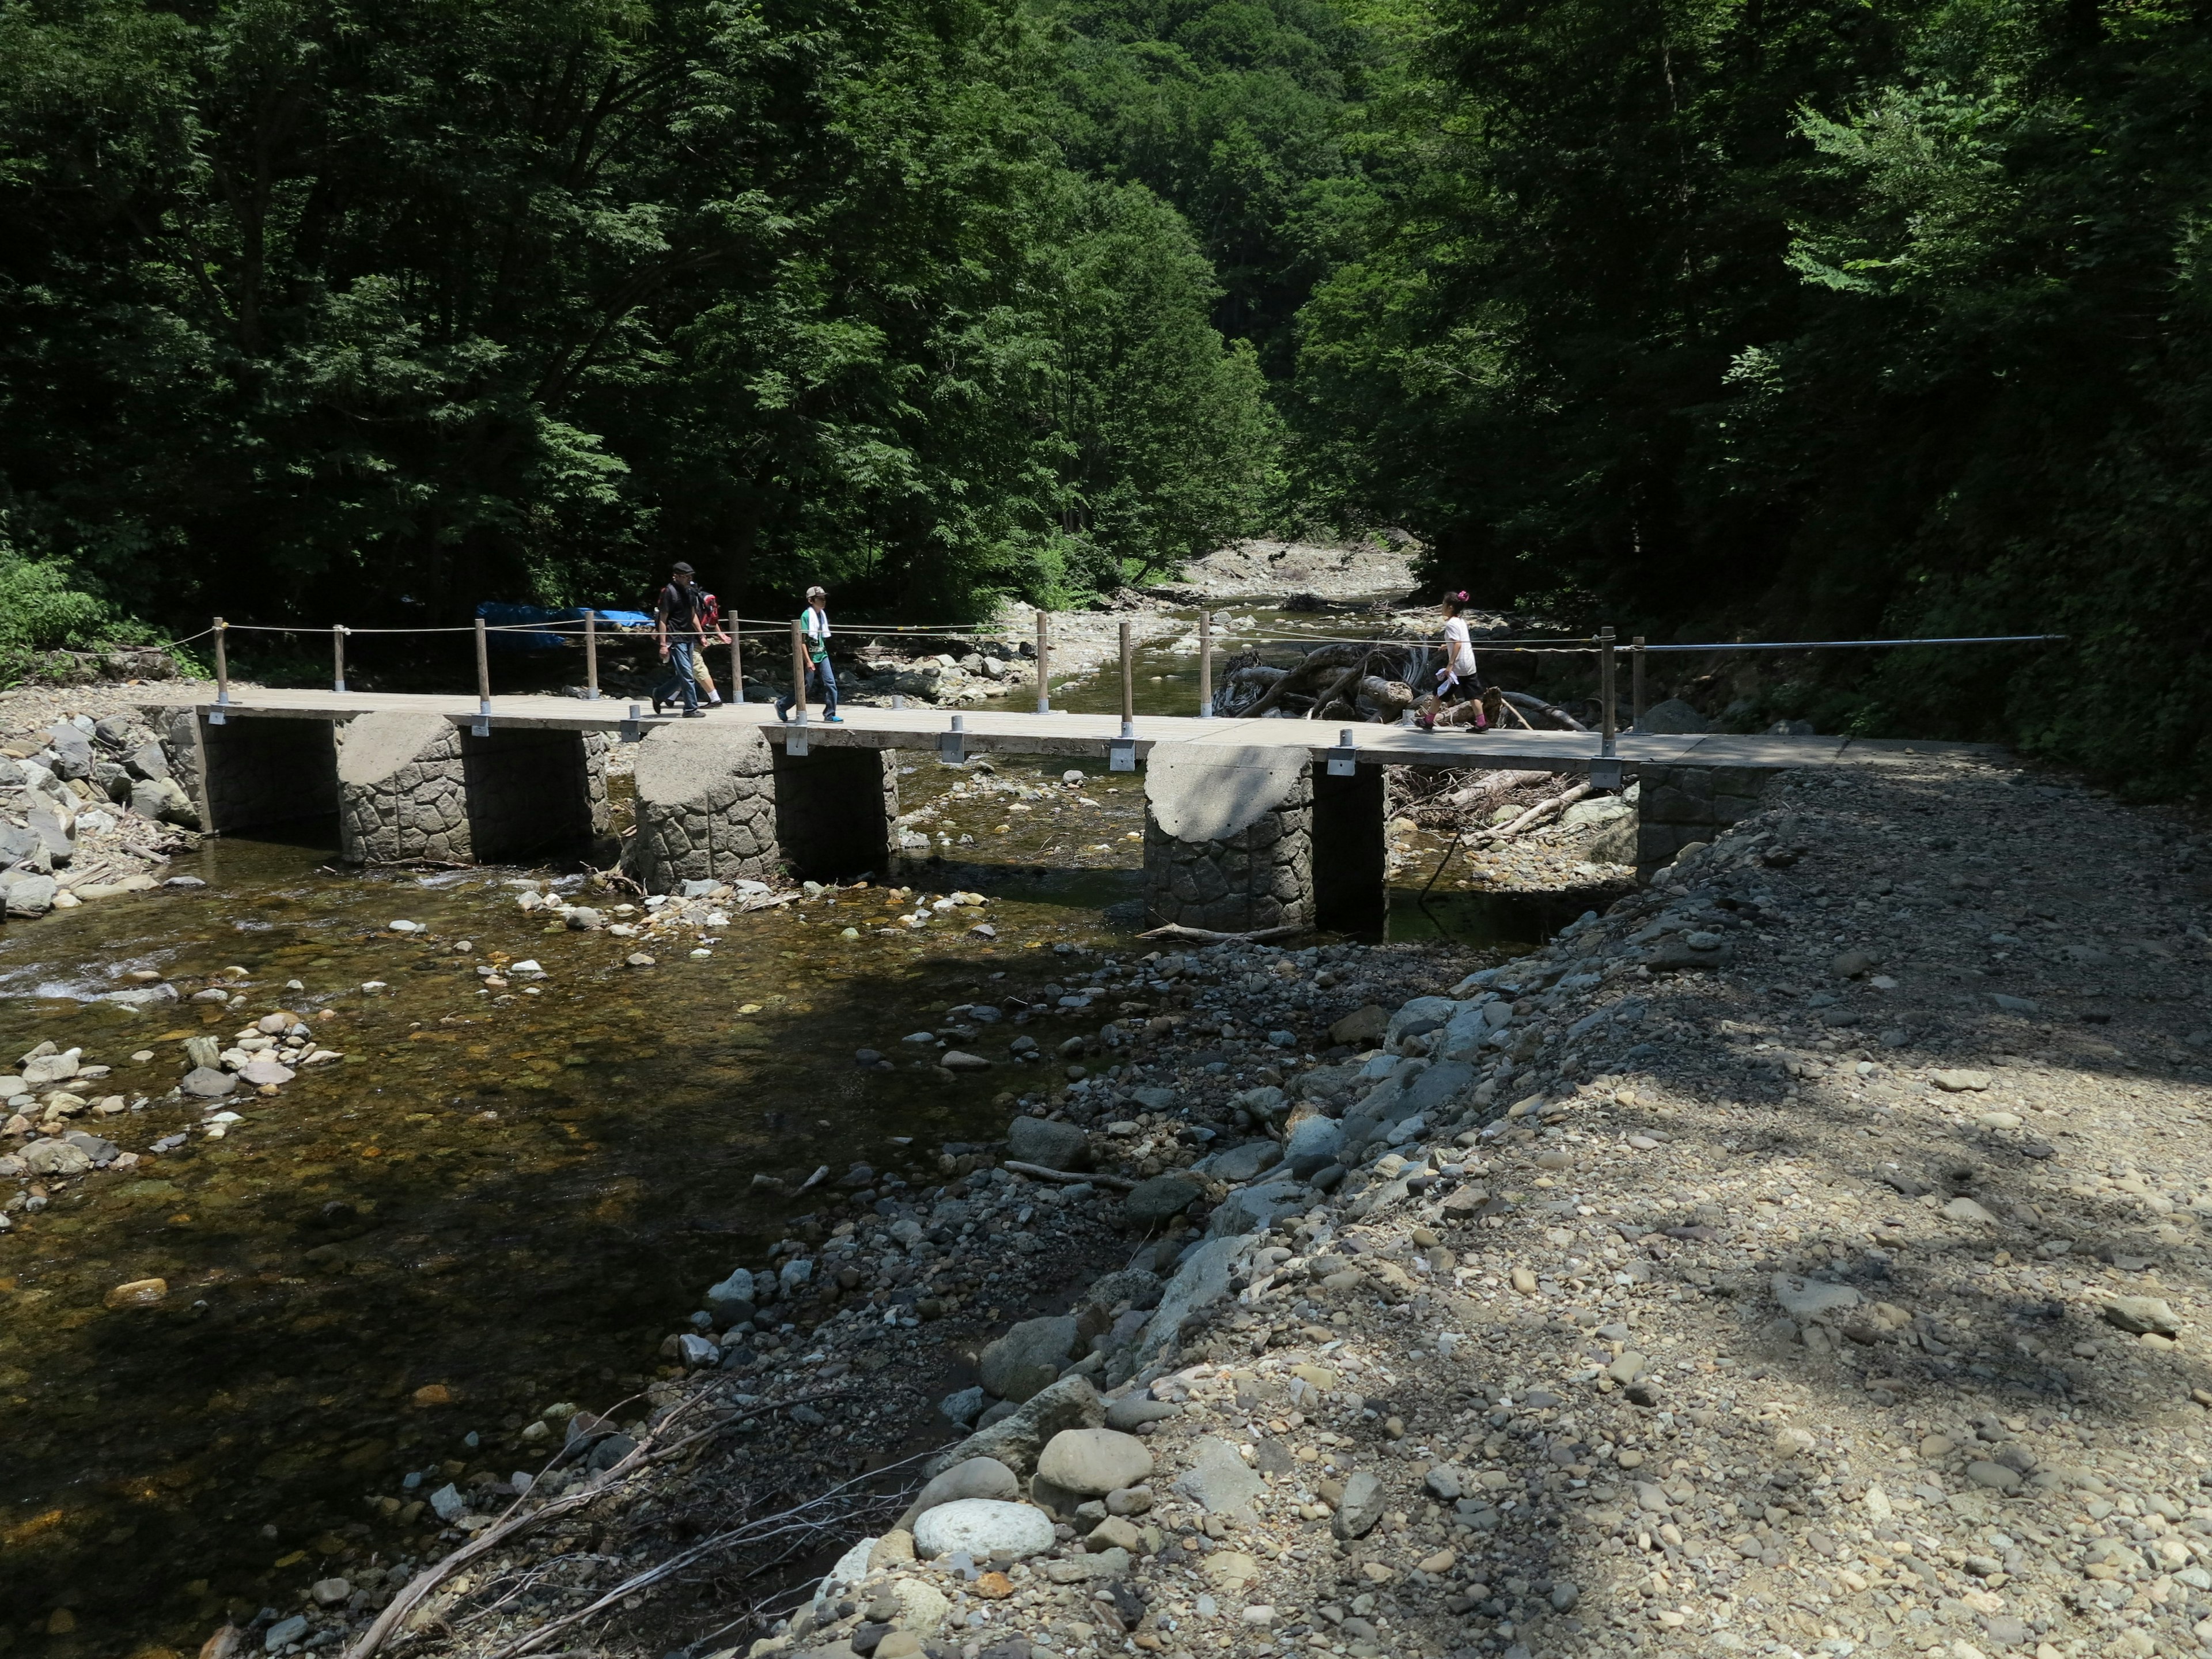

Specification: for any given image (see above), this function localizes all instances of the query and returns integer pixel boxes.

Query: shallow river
[1,609,1581,1656]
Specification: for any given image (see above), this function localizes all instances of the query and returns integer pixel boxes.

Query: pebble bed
[349,745,2212,1659]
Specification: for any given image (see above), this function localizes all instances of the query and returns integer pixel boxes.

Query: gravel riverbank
[277,743,2212,1659]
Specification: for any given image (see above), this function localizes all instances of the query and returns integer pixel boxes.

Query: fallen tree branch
[1005,1159,1138,1191]
[1500,691,1588,732]
[1138,922,1310,945]
[1479,781,1594,842]
[480,1461,919,1659]
[339,1396,708,1659]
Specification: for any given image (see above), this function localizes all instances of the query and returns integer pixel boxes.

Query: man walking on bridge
[652,560,712,718]
[775,585,841,724]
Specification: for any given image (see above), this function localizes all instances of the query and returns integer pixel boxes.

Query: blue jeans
[778,656,838,718]
[653,640,700,713]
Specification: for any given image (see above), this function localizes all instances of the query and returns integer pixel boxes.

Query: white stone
[911,1498,1056,1561]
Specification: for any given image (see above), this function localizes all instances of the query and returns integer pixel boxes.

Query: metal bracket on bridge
[1325,727,1358,778]
[620,702,644,743]
[939,715,965,764]
[788,708,809,757]
[207,709,226,726]
[1589,757,1624,791]
[1109,718,1136,772]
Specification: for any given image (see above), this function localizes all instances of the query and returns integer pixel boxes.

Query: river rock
[1106,1397,1181,1432]
[1123,1172,1203,1229]
[894,1456,1021,1531]
[1931,1069,1992,1092]
[911,1498,1055,1562]
[1332,1470,1385,1539]
[1205,1140,1282,1183]
[182,1066,237,1098]
[5,875,57,917]
[21,1052,78,1085]
[429,1483,468,1522]
[1175,1436,1266,1516]
[264,1615,309,1652]
[240,1058,296,1087]
[704,1270,757,1324]
[1036,1429,1153,1497]
[980,1315,1080,1403]
[1633,698,1709,734]
[1006,1116,1089,1171]
[1139,1234,1246,1358]
[942,1051,991,1072]
[1772,1273,1861,1323]
[22,1138,93,1176]
[1283,1113,1344,1177]
[2102,1296,2181,1338]
[107,1277,173,1310]
[923,1375,1104,1479]
[1328,1005,1389,1047]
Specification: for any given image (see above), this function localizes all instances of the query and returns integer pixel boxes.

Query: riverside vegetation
[5,0,2212,789]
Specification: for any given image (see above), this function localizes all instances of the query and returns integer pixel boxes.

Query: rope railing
[195,609,2067,753]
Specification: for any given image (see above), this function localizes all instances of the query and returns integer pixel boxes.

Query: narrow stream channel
[1,601,1595,1656]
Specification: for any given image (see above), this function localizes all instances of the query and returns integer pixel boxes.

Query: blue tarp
[474,603,654,650]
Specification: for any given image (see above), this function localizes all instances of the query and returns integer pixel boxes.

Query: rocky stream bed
[120,744,2206,1659]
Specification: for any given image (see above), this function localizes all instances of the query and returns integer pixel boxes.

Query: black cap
[672,560,695,576]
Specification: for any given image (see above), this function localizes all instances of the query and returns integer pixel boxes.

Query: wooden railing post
[1198,608,1213,717]
[332,624,346,694]
[583,611,599,700]
[1119,619,1134,736]
[1035,610,1051,714]
[475,617,492,718]
[790,617,808,718]
[214,618,229,706]
[1599,626,1616,758]
[1631,635,1646,731]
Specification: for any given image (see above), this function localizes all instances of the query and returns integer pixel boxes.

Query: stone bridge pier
[624,724,899,892]
[1141,746,1385,933]
[1634,763,1781,878]
[336,713,612,866]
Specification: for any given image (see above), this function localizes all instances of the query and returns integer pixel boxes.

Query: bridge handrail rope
[192,608,2069,731]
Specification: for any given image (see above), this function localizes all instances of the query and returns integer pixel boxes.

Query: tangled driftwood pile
[1212,639,1591,731]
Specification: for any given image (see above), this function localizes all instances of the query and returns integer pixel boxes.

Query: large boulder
[980,1314,1080,1403]
[912,1499,1055,1562]
[1633,698,1710,734]
[1005,1116,1089,1171]
[1123,1172,1203,1230]
[1036,1429,1153,1498]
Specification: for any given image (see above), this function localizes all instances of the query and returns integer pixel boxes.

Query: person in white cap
[775,585,842,724]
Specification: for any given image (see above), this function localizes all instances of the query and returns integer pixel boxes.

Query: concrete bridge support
[771,746,900,882]
[1635,763,1781,878]
[1142,747,1315,933]
[336,713,611,865]
[626,723,781,891]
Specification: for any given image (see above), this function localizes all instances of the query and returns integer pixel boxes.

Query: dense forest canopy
[3,0,2210,790]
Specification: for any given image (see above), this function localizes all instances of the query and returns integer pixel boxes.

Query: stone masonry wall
[337,713,468,865]
[1636,763,1781,878]
[1142,756,1313,933]
[626,724,780,892]
[338,716,609,866]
